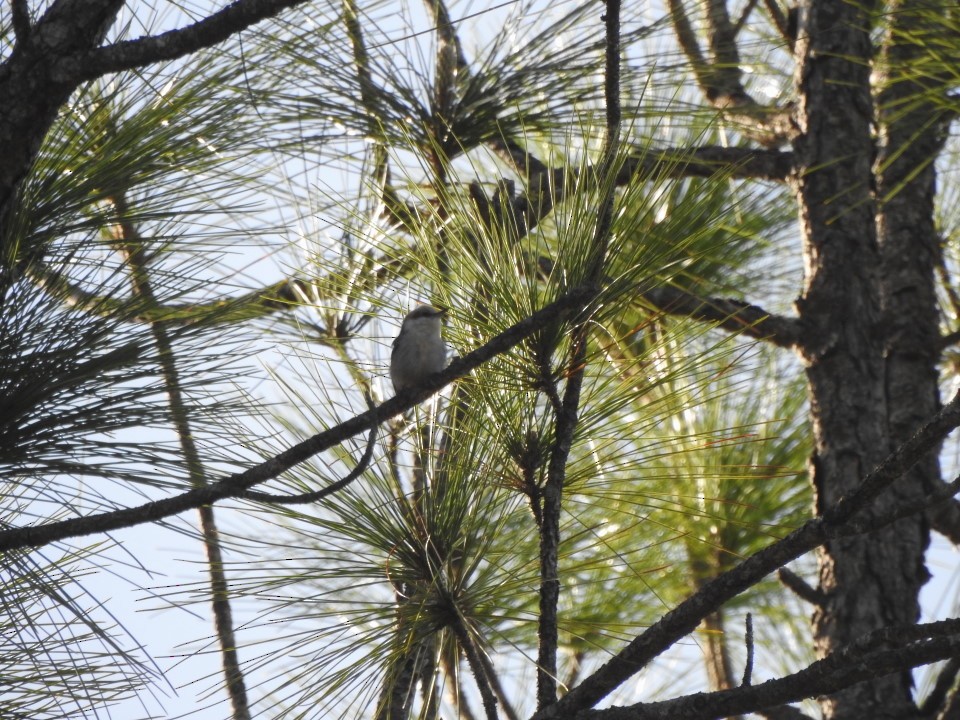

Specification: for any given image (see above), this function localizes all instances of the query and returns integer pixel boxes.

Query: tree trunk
[795,0,940,717]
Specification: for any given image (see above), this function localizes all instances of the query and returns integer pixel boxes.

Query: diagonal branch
[642,286,802,348]
[53,0,315,83]
[0,284,598,554]
[533,391,960,718]
[578,621,960,719]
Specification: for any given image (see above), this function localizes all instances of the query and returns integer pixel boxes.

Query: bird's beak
[436,307,448,317]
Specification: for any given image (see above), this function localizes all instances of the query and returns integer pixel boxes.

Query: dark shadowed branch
[537,0,622,709]
[54,0,316,83]
[776,568,825,606]
[740,613,754,686]
[642,286,801,348]
[919,656,960,716]
[11,0,31,42]
[577,621,960,719]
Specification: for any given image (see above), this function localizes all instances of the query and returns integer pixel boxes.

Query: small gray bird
[391,305,448,393]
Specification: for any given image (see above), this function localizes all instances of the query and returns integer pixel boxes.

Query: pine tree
[1,0,959,718]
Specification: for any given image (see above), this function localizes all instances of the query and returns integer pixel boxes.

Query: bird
[390,305,448,393]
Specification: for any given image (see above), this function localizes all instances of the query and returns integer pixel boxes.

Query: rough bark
[0,0,123,255]
[875,0,952,575]
[792,0,925,717]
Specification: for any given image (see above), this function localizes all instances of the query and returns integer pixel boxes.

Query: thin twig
[741,613,754,687]
[732,0,761,36]
[762,0,792,49]
[241,417,378,504]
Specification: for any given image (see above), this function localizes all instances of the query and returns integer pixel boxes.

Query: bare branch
[54,0,314,83]
[626,146,794,182]
[665,0,795,145]
[577,621,960,719]
[473,650,521,720]
[761,0,793,50]
[643,286,802,348]
[109,192,251,720]
[740,613,754,687]
[777,568,825,606]
[0,284,598,554]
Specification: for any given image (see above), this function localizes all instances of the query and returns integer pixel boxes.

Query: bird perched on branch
[390,305,448,393]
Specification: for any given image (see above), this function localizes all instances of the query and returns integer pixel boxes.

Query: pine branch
[643,286,801,348]
[25,259,303,326]
[576,621,960,719]
[53,0,315,83]
[0,284,598,554]
[625,146,794,182]
[665,0,795,146]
